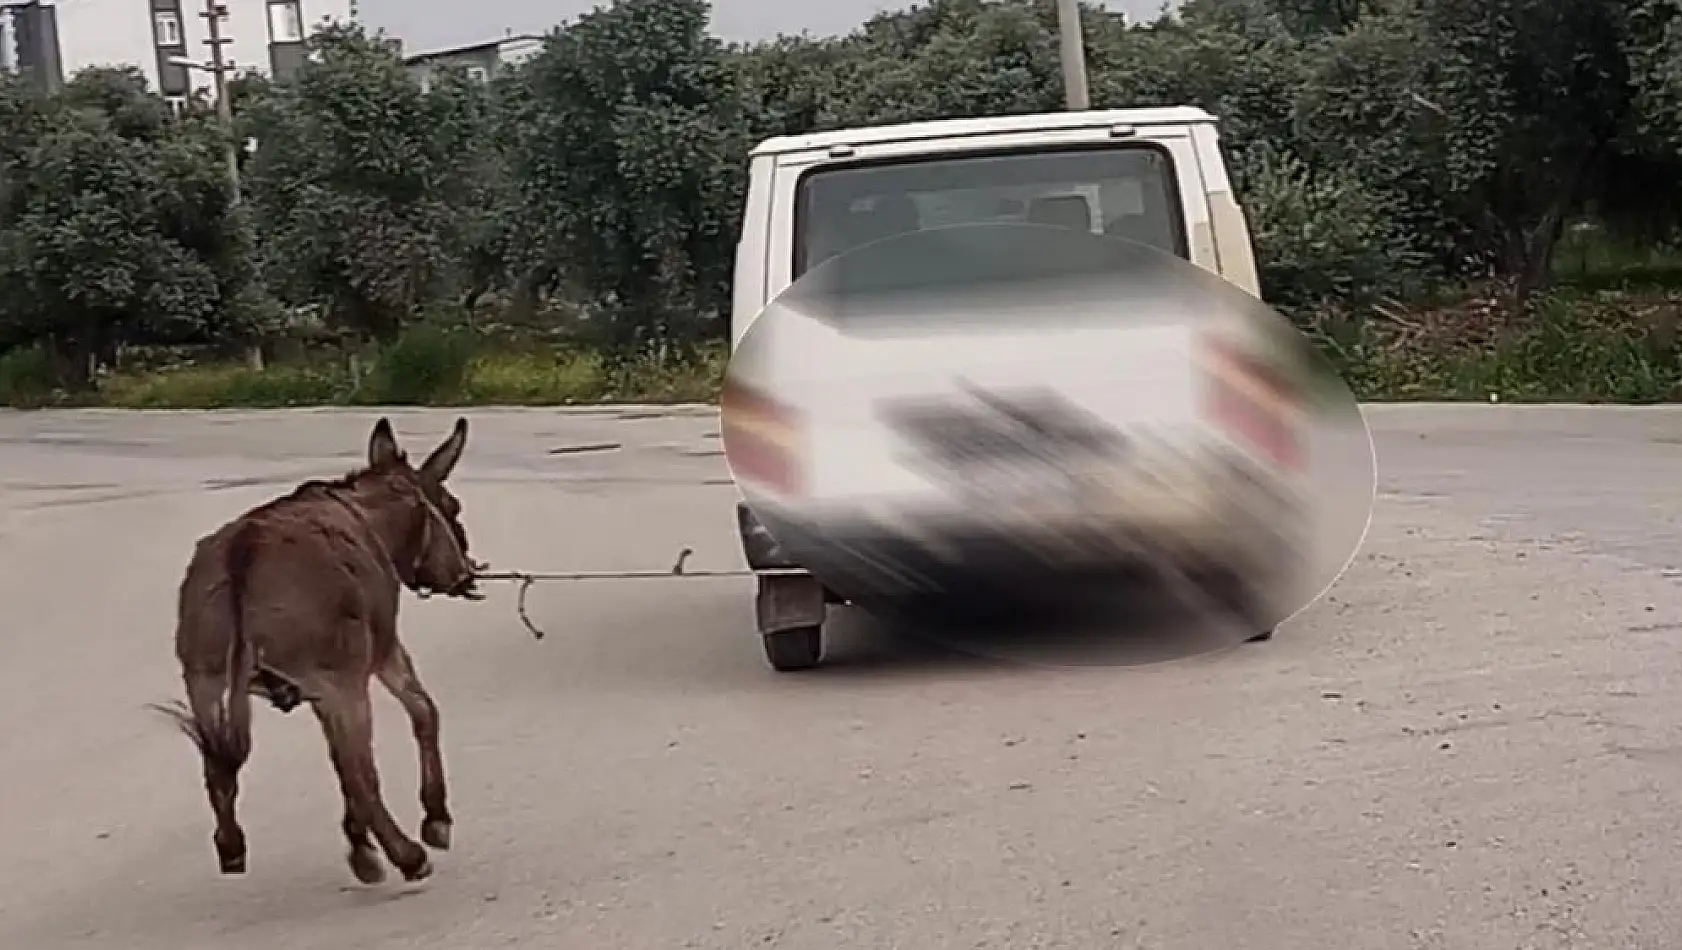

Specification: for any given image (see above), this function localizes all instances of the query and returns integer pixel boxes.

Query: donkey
[156,417,482,884]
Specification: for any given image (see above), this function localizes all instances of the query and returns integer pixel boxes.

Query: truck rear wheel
[755,571,827,672]
[1191,564,1279,644]
[762,626,823,672]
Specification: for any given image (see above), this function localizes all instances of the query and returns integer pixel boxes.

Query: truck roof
[748,107,1219,158]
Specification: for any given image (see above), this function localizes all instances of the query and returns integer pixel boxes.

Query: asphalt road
[3,404,1682,949]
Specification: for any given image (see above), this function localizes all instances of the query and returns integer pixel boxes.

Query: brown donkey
[157,417,482,884]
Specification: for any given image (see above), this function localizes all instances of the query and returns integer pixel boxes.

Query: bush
[1235,143,1432,314]
[358,322,477,405]
[1474,298,1681,403]
[1316,291,1682,403]
[0,343,59,407]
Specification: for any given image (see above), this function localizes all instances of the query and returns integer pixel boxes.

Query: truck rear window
[793,144,1187,278]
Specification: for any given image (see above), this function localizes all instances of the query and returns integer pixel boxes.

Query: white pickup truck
[722,106,1314,672]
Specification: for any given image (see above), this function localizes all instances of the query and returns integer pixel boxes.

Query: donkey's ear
[419,417,468,483]
[368,417,403,468]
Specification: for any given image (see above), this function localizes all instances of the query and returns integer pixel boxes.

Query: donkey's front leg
[377,641,452,850]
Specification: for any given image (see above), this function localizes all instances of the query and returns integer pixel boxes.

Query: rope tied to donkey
[466,547,808,640]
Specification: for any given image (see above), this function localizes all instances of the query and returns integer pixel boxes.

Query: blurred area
[724,224,1373,661]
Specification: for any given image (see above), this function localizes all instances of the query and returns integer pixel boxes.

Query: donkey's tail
[149,521,261,770]
[218,521,260,748]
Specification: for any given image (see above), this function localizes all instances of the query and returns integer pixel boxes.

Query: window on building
[154,10,182,47]
[164,95,188,118]
[0,21,15,74]
[267,1,303,43]
[464,64,489,82]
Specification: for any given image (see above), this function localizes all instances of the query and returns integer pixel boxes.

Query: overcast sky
[361,0,1179,58]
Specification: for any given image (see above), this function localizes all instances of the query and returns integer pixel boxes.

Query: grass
[76,337,728,410]
[1313,287,1682,403]
[5,284,1682,409]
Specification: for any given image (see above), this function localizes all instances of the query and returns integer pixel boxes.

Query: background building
[357,0,1171,55]
[50,0,352,108]
[403,31,539,90]
[0,0,64,92]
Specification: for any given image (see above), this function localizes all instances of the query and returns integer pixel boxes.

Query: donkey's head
[364,417,482,600]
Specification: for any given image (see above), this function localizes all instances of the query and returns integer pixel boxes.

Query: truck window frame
[790,141,1191,280]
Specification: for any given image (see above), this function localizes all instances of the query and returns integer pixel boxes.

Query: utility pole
[1055,0,1090,111]
[200,0,240,205]
[194,0,264,370]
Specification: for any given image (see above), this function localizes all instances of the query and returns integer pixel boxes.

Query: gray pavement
[2,404,1682,948]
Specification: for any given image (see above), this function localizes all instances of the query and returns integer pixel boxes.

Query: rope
[469,546,808,640]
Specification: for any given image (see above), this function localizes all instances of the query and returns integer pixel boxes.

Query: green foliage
[0,68,239,385]
[240,24,487,341]
[0,342,57,407]
[1237,142,1429,311]
[827,0,1066,124]
[1332,292,1682,403]
[4,0,1682,405]
[360,321,477,404]
[87,341,726,409]
[505,0,742,351]
[101,360,354,408]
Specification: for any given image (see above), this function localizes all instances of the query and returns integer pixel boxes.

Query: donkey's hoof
[348,848,387,885]
[421,818,452,851]
[399,853,433,883]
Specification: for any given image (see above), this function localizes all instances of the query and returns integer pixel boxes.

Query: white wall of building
[52,0,353,96]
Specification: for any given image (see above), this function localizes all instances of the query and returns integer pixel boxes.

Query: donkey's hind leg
[310,699,384,884]
[314,680,431,883]
[184,673,250,874]
[377,642,453,851]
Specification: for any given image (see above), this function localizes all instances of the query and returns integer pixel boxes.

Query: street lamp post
[1055,0,1090,111]
[168,0,239,203]
[167,53,242,206]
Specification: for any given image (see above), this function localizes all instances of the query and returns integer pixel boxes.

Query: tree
[509,0,743,349]
[240,24,489,341]
[829,0,1066,125]
[1417,0,1635,301]
[0,68,239,385]
[5,0,1682,383]
[729,34,865,140]
[1091,0,1309,159]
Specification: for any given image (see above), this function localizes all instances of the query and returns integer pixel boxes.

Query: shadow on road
[816,578,1260,677]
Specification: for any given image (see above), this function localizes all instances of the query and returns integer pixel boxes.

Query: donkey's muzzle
[437,572,484,601]
[456,559,490,599]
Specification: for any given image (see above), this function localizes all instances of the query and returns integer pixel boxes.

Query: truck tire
[762,625,823,672]
[1191,564,1279,644]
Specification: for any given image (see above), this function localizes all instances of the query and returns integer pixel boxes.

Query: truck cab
[725,107,1278,672]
